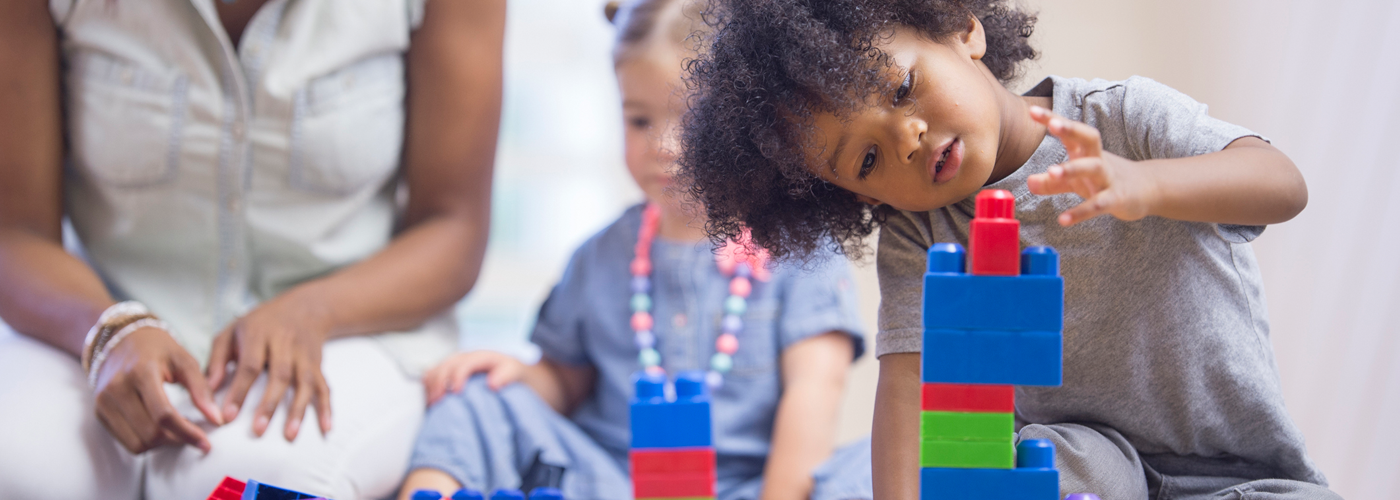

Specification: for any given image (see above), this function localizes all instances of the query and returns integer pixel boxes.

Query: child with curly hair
[396,1,873,499]
[676,0,1337,499]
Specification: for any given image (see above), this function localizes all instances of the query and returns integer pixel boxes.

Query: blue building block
[919,467,1058,500]
[452,489,486,500]
[527,487,562,500]
[412,491,443,500]
[240,480,321,500]
[630,371,713,449]
[922,273,1063,332]
[921,328,1062,385]
[489,490,525,500]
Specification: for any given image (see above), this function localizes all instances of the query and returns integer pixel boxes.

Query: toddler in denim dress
[395,1,874,499]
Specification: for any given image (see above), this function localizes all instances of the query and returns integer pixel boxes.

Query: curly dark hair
[677,0,1037,261]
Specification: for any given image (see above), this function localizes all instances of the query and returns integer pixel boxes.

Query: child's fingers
[1027,159,1109,197]
[1058,190,1118,227]
[1029,106,1102,159]
[423,367,448,405]
[486,360,523,391]
[447,353,497,394]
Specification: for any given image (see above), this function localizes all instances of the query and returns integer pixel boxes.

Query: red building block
[632,448,716,475]
[969,190,1020,276]
[207,477,247,500]
[921,383,1015,413]
[633,471,716,498]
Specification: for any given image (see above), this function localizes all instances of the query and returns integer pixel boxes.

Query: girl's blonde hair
[605,0,709,65]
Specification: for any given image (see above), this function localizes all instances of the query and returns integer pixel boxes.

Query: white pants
[0,322,425,500]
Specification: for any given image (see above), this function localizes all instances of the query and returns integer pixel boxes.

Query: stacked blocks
[205,477,328,500]
[630,370,716,500]
[919,189,1066,500]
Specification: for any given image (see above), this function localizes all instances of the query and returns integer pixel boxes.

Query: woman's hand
[206,293,333,442]
[92,326,224,454]
[1026,106,1161,226]
[422,351,527,405]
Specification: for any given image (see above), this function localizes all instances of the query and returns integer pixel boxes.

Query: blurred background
[465,0,1398,498]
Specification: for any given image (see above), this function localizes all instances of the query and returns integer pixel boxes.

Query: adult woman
[0,1,503,498]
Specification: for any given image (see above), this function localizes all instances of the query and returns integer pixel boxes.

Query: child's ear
[959,15,988,61]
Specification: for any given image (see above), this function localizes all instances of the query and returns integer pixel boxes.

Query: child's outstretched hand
[1026,106,1158,226]
[422,350,527,405]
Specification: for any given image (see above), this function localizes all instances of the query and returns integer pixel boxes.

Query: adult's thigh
[0,322,141,500]
[144,337,425,500]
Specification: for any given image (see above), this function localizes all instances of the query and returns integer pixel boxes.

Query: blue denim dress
[411,205,872,500]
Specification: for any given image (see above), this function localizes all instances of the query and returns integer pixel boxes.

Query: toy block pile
[630,370,716,500]
[206,477,329,500]
[918,189,1069,500]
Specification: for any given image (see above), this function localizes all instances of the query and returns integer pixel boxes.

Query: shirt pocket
[66,51,188,188]
[289,54,405,195]
[729,304,779,377]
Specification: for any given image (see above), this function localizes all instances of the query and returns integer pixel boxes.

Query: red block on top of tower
[969,190,1020,276]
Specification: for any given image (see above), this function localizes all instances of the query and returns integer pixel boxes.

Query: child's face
[618,51,686,209]
[806,23,1006,212]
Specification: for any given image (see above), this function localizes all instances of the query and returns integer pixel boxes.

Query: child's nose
[899,115,928,163]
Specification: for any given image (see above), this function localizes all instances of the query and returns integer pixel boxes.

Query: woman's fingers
[205,327,235,390]
[171,343,223,426]
[1029,106,1102,159]
[96,405,144,454]
[313,370,332,435]
[283,367,315,441]
[134,363,211,453]
[252,348,293,438]
[220,337,266,425]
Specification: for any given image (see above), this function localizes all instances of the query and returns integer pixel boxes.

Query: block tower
[919,189,1065,500]
[630,370,717,500]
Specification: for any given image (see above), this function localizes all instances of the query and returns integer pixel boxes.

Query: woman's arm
[207,0,508,439]
[759,332,855,500]
[870,353,922,500]
[0,2,222,454]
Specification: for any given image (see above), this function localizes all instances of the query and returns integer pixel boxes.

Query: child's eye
[858,146,877,179]
[894,72,912,103]
[629,117,652,130]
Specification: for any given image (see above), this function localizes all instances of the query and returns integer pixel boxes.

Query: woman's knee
[0,330,140,499]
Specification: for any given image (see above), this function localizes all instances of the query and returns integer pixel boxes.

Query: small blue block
[489,489,525,500]
[452,489,485,500]
[920,467,1058,500]
[241,480,320,500]
[1020,246,1059,276]
[412,491,443,500]
[922,274,1063,332]
[1016,439,1056,469]
[921,329,1061,385]
[630,371,713,448]
[927,243,966,273]
[527,487,563,500]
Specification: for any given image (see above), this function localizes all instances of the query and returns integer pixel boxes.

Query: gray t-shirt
[876,76,1325,484]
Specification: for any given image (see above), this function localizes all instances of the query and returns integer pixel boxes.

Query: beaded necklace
[630,204,769,388]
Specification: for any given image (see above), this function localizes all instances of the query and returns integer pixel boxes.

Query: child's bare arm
[1027,106,1307,227]
[871,353,922,500]
[760,332,854,500]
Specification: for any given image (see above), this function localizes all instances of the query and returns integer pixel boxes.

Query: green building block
[919,439,1015,469]
[919,411,1014,442]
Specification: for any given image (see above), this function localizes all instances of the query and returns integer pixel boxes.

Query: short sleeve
[1120,76,1265,160]
[775,254,867,360]
[529,250,592,367]
[1119,76,1268,242]
[875,211,932,357]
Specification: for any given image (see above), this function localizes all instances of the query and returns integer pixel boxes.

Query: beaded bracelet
[87,318,171,388]
[81,301,151,373]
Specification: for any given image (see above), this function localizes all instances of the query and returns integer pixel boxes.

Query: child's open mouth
[929,138,963,184]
